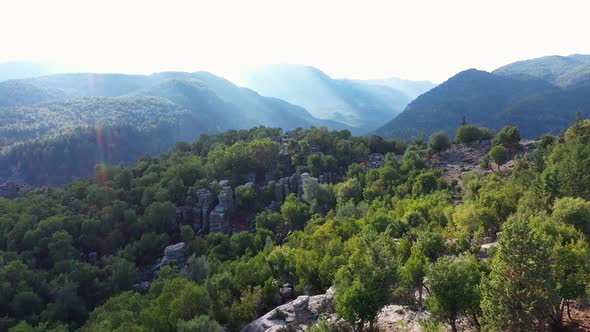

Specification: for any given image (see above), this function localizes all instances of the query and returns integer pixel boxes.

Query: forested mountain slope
[493,54,590,88]
[1,122,589,331]
[0,72,352,186]
[377,56,590,139]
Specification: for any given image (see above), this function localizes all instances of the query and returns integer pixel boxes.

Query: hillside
[376,69,572,138]
[238,64,413,131]
[1,123,589,332]
[493,54,590,88]
[0,72,355,185]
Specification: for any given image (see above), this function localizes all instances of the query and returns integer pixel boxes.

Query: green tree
[177,315,222,332]
[103,257,138,296]
[234,184,256,210]
[488,145,508,171]
[481,217,559,331]
[180,255,210,284]
[551,197,590,237]
[492,125,521,150]
[456,125,482,144]
[428,132,451,155]
[426,255,483,332]
[254,211,283,233]
[281,194,310,230]
[335,234,397,331]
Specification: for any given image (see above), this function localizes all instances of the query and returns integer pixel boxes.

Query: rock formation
[195,188,215,232]
[367,153,385,168]
[275,173,309,202]
[209,186,235,233]
[241,286,336,332]
[242,286,431,332]
[0,181,25,198]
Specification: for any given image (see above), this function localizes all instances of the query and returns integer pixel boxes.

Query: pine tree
[481,217,559,331]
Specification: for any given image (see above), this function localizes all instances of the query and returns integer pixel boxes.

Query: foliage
[488,145,509,170]
[428,132,451,154]
[455,125,483,144]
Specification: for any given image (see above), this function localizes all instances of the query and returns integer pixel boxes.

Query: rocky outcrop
[367,153,385,168]
[279,283,294,301]
[376,305,430,331]
[275,173,309,202]
[209,186,234,233]
[153,242,187,272]
[243,286,432,332]
[241,286,336,332]
[195,188,216,232]
[0,181,25,198]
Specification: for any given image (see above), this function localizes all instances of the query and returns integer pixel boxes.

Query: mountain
[359,77,437,98]
[237,64,413,131]
[0,72,353,185]
[493,54,590,88]
[377,55,590,139]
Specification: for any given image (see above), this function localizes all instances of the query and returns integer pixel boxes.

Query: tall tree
[481,217,559,331]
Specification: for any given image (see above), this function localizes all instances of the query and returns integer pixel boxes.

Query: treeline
[0,122,589,331]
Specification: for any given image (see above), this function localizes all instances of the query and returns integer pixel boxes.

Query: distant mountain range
[237,64,420,130]
[0,71,353,185]
[377,54,590,139]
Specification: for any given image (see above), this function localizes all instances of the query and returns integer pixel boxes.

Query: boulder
[157,242,187,269]
[241,286,336,332]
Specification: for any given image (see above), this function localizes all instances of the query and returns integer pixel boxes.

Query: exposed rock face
[243,286,431,332]
[279,283,294,301]
[195,188,215,232]
[376,305,430,331]
[368,153,385,169]
[241,286,336,332]
[0,181,24,198]
[209,186,234,233]
[276,173,308,202]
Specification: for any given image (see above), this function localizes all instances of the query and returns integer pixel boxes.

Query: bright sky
[1,0,589,83]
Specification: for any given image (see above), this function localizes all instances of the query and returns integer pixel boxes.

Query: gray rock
[195,189,215,232]
[132,281,150,293]
[280,283,294,300]
[209,186,234,233]
[241,287,337,332]
[0,181,24,199]
[158,242,187,268]
[367,153,385,168]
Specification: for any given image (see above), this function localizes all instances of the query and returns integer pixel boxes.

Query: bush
[456,125,482,144]
[428,132,451,154]
[492,126,520,149]
[489,145,509,170]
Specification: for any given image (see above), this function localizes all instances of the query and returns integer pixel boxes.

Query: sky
[1,0,590,83]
